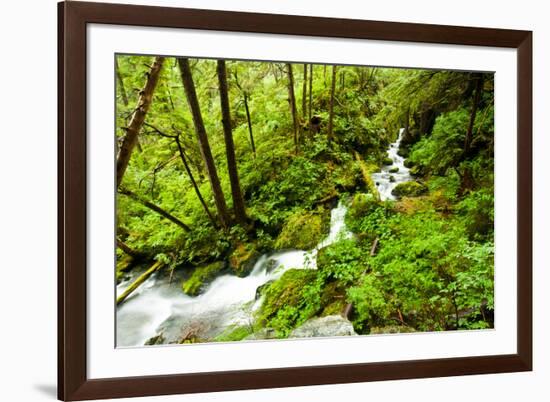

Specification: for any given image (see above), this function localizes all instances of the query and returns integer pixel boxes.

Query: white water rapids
[371,128,412,201]
[116,201,353,347]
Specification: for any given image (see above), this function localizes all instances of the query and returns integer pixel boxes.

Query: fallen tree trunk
[119,188,191,232]
[343,237,379,319]
[117,260,164,305]
[116,238,142,258]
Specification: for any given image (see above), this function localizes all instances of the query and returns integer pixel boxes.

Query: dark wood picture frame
[58,1,532,400]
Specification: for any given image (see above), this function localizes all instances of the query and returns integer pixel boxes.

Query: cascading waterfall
[371,128,412,201]
[116,200,353,347]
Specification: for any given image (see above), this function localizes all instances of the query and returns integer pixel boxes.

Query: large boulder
[391,181,428,198]
[274,210,329,251]
[289,315,357,338]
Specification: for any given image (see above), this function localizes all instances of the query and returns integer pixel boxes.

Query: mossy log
[353,151,380,201]
[116,260,164,305]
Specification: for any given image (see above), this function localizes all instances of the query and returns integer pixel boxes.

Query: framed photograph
[58,1,532,400]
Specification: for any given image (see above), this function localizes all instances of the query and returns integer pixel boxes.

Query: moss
[347,193,378,220]
[389,166,399,173]
[370,325,416,334]
[256,269,319,331]
[333,160,362,191]
[116,255,134,284]
[319,281,347,316]
[214,325,253,342]
[409,165,423,176]
[391,181,428,198]
[229,242,260,277]
[389,175,396,183]
[382,157,393,165]
[181,261,226,296]
[274,209,329,250]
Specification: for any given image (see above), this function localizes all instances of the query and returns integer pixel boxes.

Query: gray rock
[290,315,357,338]
[244,328,278,340]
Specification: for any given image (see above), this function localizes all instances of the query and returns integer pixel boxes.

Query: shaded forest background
[115,55,495,341]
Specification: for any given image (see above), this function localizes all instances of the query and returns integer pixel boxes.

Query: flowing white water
[371,128,412,201]
[116,200,352,347]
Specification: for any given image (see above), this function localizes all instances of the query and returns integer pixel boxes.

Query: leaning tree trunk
[463,73,484,156]
[177,57,231,229]
[286,63,299,154]
[302,64,308,123]
[243,93,256,158]
[217,60,247,224]
[327,65,337,143]
[119,188,191,231]
[116,56,164,188]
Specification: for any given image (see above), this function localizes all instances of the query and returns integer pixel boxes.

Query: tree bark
[463,73,484,156]
[117,260,164,305]
[116,238,141,258]
[327,65,337,143]
[119,188,191,231]
[244,93,256,158]
[217,60,247,224]
[308,64,313,132]
[116,56,164,188]
[177,58,231,228]
[286,63,299,154]
[115,58,129,106]
[302,64,308,123]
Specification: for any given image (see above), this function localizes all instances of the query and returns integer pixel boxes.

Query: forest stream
[116,129,410,347]
[116,200,352,346]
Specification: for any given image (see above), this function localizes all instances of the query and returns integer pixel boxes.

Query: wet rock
[290,315,357,338]
[389,167,399,173]
[389,175,396,183]
[382,157,393,165]
[229,243,260,277]
[144,333,165,345]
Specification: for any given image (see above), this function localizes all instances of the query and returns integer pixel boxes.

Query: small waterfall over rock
[116,200,353,347]
[371,128,412,201]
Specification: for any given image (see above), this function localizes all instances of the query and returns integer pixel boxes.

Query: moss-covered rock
[229,242,260,277]
[409,165,423,177]
[256,269,319,329]
[382,157,393,165]
[181,261,226,296]
[274,210,329,250]
[214,325,253,342]
[347,193,378,220]
[389,175,396,183]
[391,181,428,198]
[389,166,399,173]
